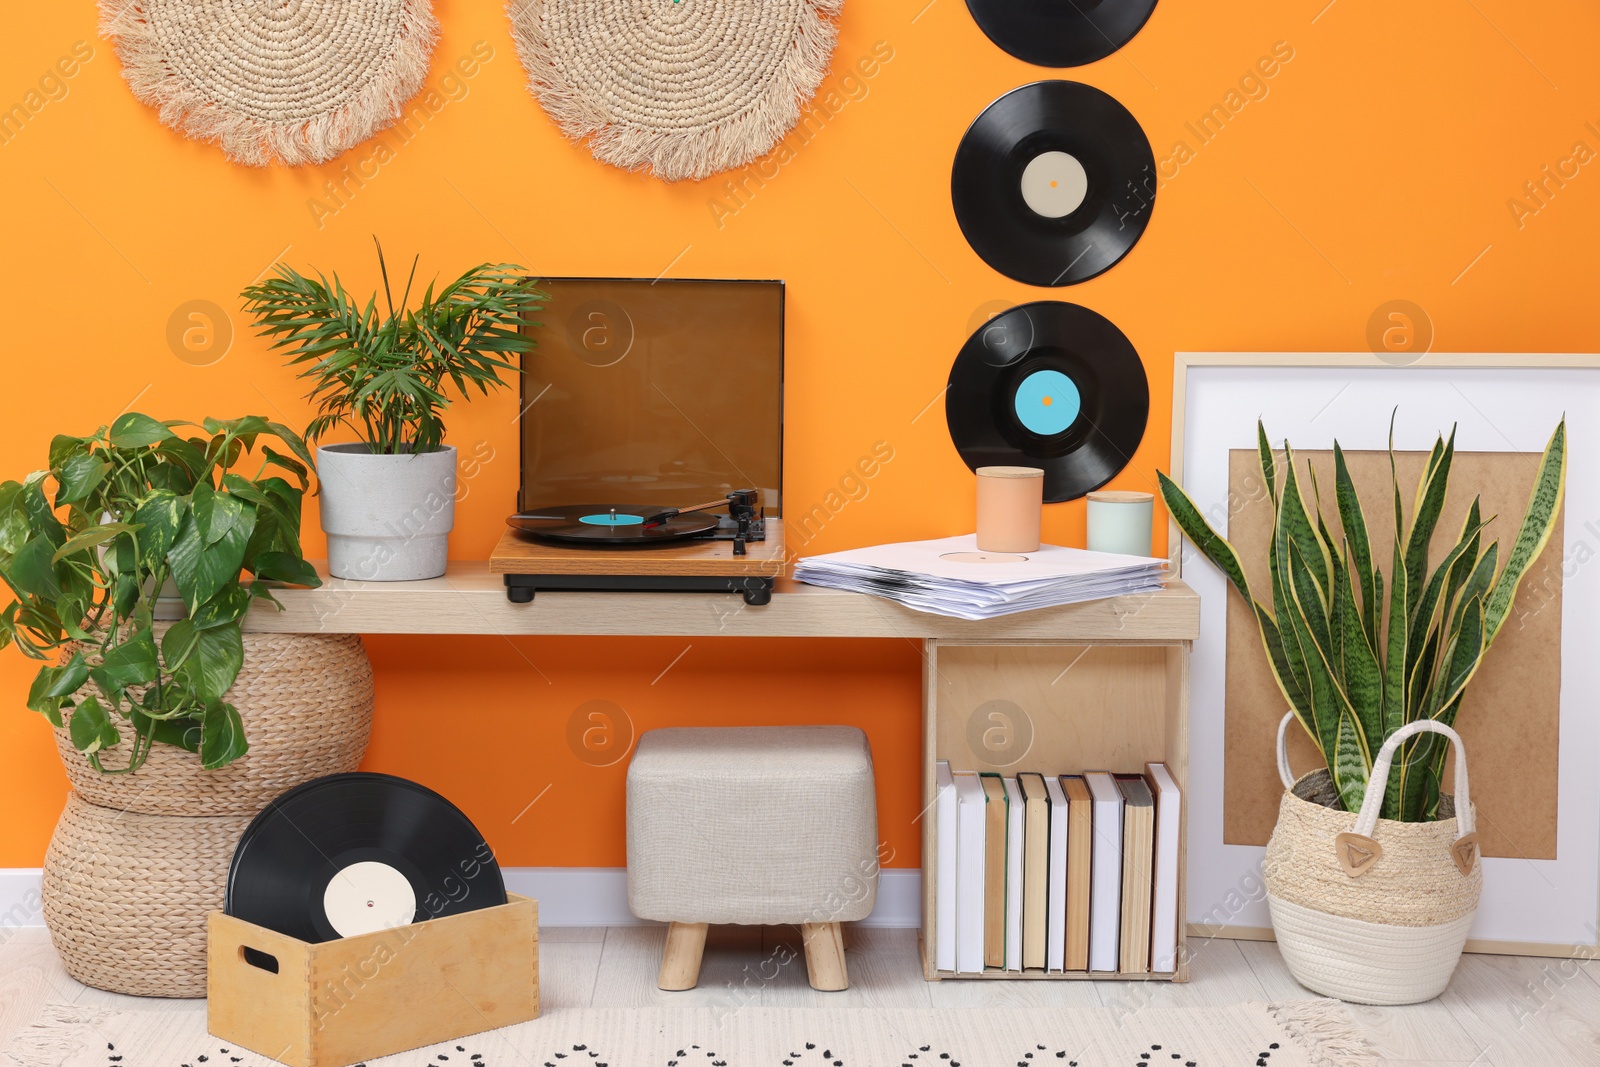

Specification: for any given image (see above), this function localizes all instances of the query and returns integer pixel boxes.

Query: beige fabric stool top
[626,725,879,991]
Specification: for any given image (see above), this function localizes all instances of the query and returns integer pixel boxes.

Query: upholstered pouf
[626,725,879,991]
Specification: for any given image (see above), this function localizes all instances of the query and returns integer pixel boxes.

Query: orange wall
[4,1,1600,868]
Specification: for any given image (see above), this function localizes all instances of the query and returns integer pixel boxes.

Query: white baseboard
[0,867,922,929]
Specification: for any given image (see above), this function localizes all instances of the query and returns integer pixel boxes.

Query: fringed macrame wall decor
[98,0,439,167]
[509,0,843,183]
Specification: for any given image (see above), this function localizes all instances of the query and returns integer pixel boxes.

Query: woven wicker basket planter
[54,632,374,816]
[1263,717,1482,1006]
[43,792,253,997]
[42,631,374,995]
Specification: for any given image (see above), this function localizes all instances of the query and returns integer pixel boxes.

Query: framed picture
[1169,352,1600,955]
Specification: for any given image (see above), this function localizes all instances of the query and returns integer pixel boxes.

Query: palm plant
[1159,418,1565,821]
[240,239,544,454]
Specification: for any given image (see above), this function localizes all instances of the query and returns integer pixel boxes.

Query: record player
[489,277,786,605]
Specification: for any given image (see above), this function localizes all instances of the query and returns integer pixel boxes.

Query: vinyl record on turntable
[946,301,1148,502]
[508,505,721,545]
[951,81,1155,287]
[965,0,1158,67]
[226,773,505,943]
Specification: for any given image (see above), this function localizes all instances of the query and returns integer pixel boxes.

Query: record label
[947,301,1148,502]
[952,81,1156,287]
[965,0,1158,67]
[322,860,417,938]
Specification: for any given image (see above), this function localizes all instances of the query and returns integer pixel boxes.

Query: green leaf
[1275,449,1332,606]
[133,490,186,570]
[167,501,256,614]
[250,551,321,588]
[199,700,249,769]
[89,628,160,696]
[1403,429,1455,621]
[1332,713,1370,814]
[27,652,90,718]
[1281,540,1347,773]
[108,412,175,449]
[48,434,91,470]
[55,453,111,506]
[9,536,63,598]
[191,585,253,629]
[191,479,241,546]
[1256,421,1278,506]
[1337,564,1384,762]
[173,623,243,702]
[147,714,202,753]
[20,474,65,546]
[260,446,310,491]
[67,695,120,754]
[1485,420,1567,642]
[52,522,138,564]
[1333,443,1379,645]
[160,618,201,673]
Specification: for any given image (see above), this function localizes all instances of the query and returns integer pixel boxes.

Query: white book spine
[1085,771,1124,973]
[1004,776,1024,972]
[1147,763,1182,974]
[935,762,958,973]
[1044,774,1069,972]
[953,772,987,974]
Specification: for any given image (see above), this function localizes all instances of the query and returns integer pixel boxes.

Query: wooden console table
[242,565,1201,981]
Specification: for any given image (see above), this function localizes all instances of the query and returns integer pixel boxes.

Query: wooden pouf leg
[659,921,709,990]
[802,922,849,991]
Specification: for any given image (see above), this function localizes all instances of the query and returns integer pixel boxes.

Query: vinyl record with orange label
[952,81,1155,287]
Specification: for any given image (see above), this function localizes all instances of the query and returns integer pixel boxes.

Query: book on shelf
[1043,775,1070,972]
[1084,771,1124,972]
[1146,762,1182,974]
[1019,772,1051,971]
[979,772,1008,970]
[1115,773,1155,974]
[935,761,958,973]
[1003,775,1025,972]
[1061,775,1092,971]
[953,771,987,974]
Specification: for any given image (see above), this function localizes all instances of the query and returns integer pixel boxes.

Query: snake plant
[1159,418,1566,821]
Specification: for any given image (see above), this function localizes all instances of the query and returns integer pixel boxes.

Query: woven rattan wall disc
[98,0,439,166]
[510,0,843,182]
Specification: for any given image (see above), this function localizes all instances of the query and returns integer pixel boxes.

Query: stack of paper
[792,534,1166,619]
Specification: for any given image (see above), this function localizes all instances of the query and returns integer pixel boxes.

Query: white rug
[3,1002,1378,1067]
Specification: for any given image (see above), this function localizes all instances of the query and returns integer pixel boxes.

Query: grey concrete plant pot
[317,443,457,581]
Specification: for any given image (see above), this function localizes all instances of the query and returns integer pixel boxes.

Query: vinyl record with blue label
[507,505,719,545]
[965,0,1158,67]
[952,81,1155,287]
[226,772,505,943]
[946,301,1147,502]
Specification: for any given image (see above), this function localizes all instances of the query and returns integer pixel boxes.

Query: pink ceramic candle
[975,466,1045,552]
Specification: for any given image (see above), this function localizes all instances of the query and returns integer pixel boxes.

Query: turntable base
[488,526,788,605]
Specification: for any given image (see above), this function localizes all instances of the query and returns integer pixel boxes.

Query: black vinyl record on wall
[965,0,1158,67]
[951,81,1156,287]
[946,301,1148,503]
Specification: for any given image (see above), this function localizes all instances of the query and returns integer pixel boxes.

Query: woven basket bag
[1264,715,1482,1005]
[53,632,374,816]
[43,792,252,997]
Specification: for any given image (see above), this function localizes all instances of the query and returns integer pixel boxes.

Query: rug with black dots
[2,1001,1378,1067]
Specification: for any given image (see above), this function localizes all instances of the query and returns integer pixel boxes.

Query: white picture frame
[1170,352,1600,956]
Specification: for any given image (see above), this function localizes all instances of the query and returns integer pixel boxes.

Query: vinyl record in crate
[965,0,1159,67]
[952,81,1155,287]
[227,772,505,943]
[509,505,720,545]
[947,301,1148,502]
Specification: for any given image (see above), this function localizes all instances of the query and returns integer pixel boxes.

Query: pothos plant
[1159,418,1566,822]
[0,414,321,773]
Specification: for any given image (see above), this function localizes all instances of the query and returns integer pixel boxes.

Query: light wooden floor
[5,925,1599,1066]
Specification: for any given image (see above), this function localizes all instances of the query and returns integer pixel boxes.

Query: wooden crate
[208,895,539,1067]
[920,639,1191,982]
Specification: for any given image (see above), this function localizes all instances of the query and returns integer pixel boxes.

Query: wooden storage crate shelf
[920,633,1194,983]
